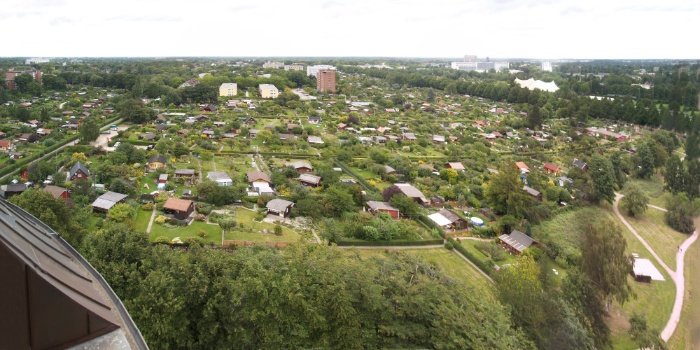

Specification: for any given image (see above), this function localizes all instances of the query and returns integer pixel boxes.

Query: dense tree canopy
[80,224,533,350]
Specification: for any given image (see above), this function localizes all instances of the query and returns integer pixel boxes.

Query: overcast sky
[2,0,698,59]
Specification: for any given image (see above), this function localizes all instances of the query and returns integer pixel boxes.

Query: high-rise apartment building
[316,70,336,92]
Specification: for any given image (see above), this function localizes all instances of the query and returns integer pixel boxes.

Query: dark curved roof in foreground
[0,198,147,349]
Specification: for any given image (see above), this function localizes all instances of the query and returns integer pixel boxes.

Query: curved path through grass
[613,193,698,342]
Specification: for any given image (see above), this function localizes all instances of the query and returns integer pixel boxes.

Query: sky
[2,0,698,59]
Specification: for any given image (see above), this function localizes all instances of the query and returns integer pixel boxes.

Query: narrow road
[647,204,668,212]
[613,193,698,342]
[336,244,444,250]
[145,205,157,234]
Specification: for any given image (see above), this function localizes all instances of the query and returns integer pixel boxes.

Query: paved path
[145,205,157,234]
[613,193,698,342]
[336,244,444,250]
[647,204,668,212]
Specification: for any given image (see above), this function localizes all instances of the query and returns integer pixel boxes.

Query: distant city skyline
[2,0,698,59]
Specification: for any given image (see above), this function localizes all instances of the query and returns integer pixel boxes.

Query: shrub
[154,236,169,244]
[195,214,206,221]
[155,215,167,224]
[197,230,207,238]
[141,202,154,211]
[444,241,454,250]
[274,224,283,236]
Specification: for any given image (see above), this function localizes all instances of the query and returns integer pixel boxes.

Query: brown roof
[438,208,462,223]
[247,170,271,183]
[446,162,465,170]
[163,198,193,212]
[42,185,68,199]
[0,140,11,147]
[515,161,529,170]
[0,198,146,348]
[544,162,560,172]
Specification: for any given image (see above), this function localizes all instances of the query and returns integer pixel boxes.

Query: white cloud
[1,0,698,58]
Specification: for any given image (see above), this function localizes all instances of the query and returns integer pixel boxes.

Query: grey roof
[573,158,587,169]
[279,133,297,140]
[147,155,167,164]
[403,132,416,140]
[266,198,294,212]
[307,136,324,144]
[175,168,195,175]
[91,191,128,210]
[299,174,322,184]
[366,201,399,212]
[69,161,89,179]
[207,171,232,182]
[438,209,462,223]
[384,165,396,173]
[395,183,426,199]
[1,183,27,193]
[523,185,541,197]
[499,230,536,252]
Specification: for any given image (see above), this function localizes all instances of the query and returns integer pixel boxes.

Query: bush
[450,238,494,276]
[444,241,454,250]
[274,224,283,236]
[197,230,207,238]
[155,215,167,224]
[141,202,154,211]
[195,214,206,221]
[154,236,169,244]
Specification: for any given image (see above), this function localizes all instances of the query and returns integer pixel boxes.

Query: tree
[665,193,699,234]
[527,105,542,129]
[108,203,137,225]
[116,98,155,123]
[484,164,533,218]
[635,142,655,179]
[589,156,616,204]
[78,117,101,144]
[562,269,611,349]
[9,189,80,245]
[610,151,627,189]
[628,314,668,350]
[496,255,546,339]
[322,185,356,217]
[620,182,649,217]
[426,88,435,103]
[581,219,633,308]
[389,194,421,218]
[664,155,684,194]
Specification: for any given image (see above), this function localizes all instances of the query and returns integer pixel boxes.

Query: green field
[148,220,222,245]
[134,209,151,233]
[223,208,304,243]
[667,216,700,349]
[608,207,677,349]
[622,207,686,271]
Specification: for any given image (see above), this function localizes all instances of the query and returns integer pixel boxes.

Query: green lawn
[148,220,222,245]
[139,172,160,194]
[622,207,687,271]
[608,207,677,349]
[356,248,496,299]
[627,175,665,199]
[134,209,151,233]
[610,272,675,350]
[223,208,304,243]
